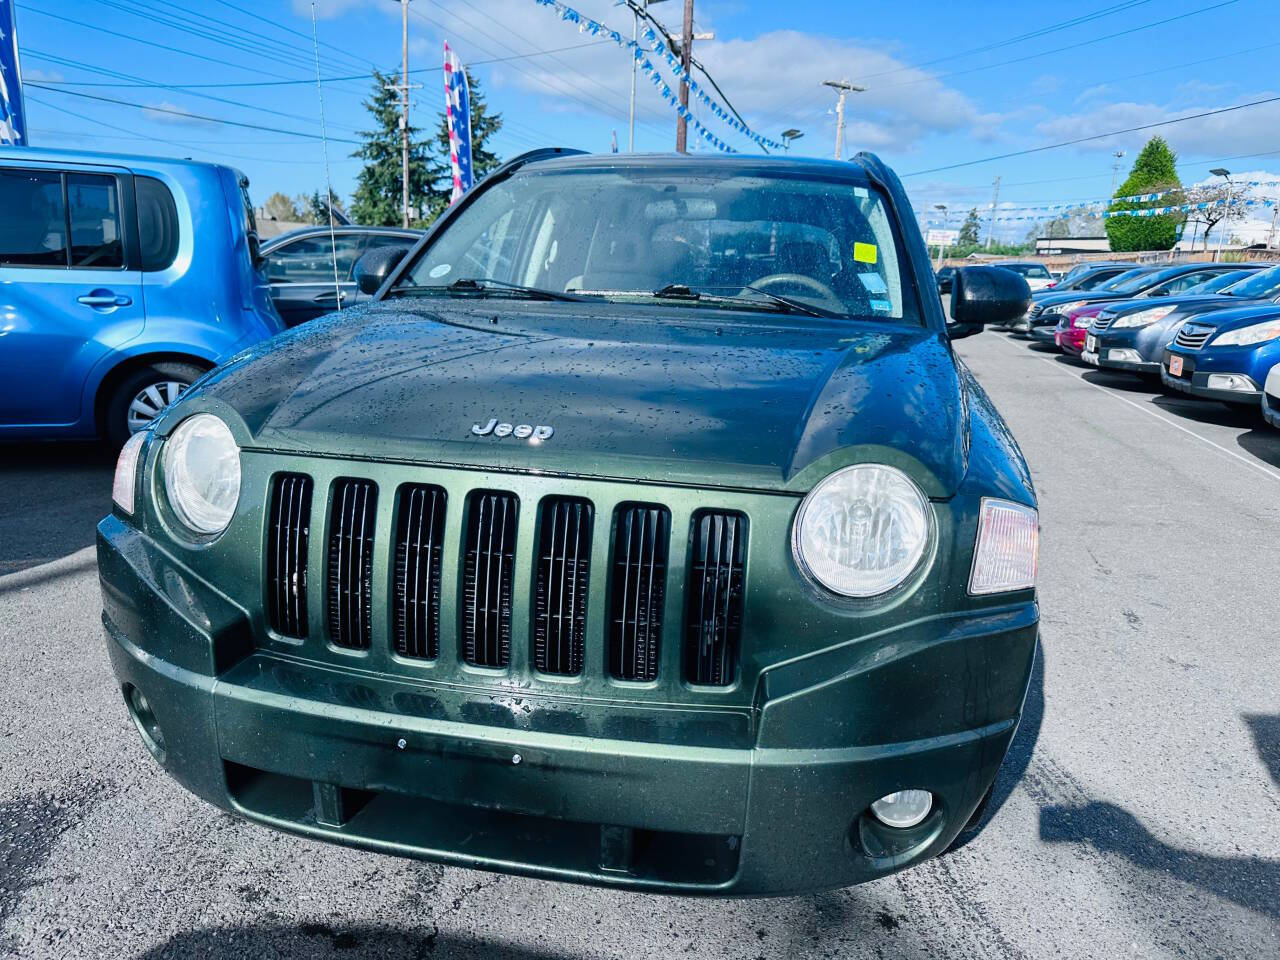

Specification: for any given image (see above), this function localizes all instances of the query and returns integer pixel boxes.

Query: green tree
[350,69,436,226]
[423,69,504,223]
[957,207,981,246]
[262,192,301,222]
[1104,136,1184,251]
[305,188,345,226]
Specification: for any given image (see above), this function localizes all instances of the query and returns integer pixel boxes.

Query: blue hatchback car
[1161,303,1280,406]
[0,148,283,445]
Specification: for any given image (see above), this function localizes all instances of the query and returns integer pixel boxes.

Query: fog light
[1107,348,1143,363]
[870,789,933,828]
[124,683,166,763]
[1206,374,1257,393]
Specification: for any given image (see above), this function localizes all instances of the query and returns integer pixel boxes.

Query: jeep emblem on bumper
[472,418,553,441]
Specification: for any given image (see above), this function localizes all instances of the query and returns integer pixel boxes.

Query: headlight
[792,464,931,598]
[112,431,147,515]
[163,414,241,536]
[1113,305,1176,329]
[969,498,1039,595]
[1071,313,1094,329]
[1052,300,1088,314]
[1211,318,1280,346]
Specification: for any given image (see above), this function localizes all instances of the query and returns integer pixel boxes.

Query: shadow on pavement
[1243,714,1280,786]
[1039,801,1279,920]
[0,441,115,577]
[948,636,1044,852]
[1237,429,1280,469]
[1148,394,1261,428]
[134,924,582,960]
[1079,370,1161,394]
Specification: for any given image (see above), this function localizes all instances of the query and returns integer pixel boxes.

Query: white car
[1263,363,1280,429]
[995,261,1056,292]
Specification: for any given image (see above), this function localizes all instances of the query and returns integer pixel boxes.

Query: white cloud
[1033,92,1280,159]
[292,0,1000,153]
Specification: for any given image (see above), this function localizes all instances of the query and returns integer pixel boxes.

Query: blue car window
[0,168,68,267]
[67,173,124,269]
[1222,264,1280,299]
[136,176,180,272]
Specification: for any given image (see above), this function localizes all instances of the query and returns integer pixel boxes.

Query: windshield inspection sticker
[854,242,878,265]
[428,263,452,279]
[859,272,888,294]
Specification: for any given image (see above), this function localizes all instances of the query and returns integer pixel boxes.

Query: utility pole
[986,175,1001,251]
[674,0,694,152]
[822,80,864,160]
[1211,168,1232,262]
[400,0,410,227]
[1268,204,1279,250]
[1109,149,1127,197]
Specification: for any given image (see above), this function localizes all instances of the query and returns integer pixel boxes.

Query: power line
[24,83,364,144]
[208,0,375,75]
[902,95,1280,177]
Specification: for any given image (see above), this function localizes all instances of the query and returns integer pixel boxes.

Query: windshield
[1222,263,1280,299]
[1098,268,1157,293]
[1002,263,1051,279]
[397,166,922,324]
[1185,270,1256,295]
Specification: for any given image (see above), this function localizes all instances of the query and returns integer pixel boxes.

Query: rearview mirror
[947,266,1032,340]
[355,246,409,296]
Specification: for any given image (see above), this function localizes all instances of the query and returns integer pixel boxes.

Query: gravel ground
[0,330,1276,959]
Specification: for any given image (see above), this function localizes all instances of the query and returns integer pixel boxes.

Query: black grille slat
[534,498,592,675]
[462,492,517,668]
[393,484,446,660]
[685,511,746,686]
[326,479,377,650]
[267,473,312,638]
[609,504,669,682]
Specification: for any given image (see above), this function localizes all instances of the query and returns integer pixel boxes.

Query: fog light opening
[123,683,167,764]
[1206,373,1257,393]
[1107,348,1143,364]
[870,789,933,829]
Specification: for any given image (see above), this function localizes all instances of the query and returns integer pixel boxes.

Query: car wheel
[105,361,205,447]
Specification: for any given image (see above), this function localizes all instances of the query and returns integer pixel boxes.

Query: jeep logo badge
[472,418,553,442]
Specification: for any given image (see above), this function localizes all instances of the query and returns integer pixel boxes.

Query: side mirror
[936,274,953,295]
[947,266,1032,340]
[248,232,265,272]
[355,246,408,296]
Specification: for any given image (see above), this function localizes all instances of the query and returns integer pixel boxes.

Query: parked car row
[988,256,1280,427]
[0,147,421,444]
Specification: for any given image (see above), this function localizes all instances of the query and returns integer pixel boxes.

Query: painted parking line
[991,336,1280,486]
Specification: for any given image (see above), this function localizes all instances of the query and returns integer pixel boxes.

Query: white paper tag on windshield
[859,272,888,294]
[870,299,892,313]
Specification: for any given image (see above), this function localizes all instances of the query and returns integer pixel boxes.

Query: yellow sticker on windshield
[854,242,878,264]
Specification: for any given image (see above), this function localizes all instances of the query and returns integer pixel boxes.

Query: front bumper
[1160,350,1262,405]
[98,516,1037,897]
[1264,385,1280,428]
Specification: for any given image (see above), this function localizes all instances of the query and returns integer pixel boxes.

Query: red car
[1055,304,1105,359]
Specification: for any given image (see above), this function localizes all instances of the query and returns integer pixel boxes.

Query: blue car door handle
[78,290,133,308]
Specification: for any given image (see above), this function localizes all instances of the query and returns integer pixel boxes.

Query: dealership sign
[926,229,960,246]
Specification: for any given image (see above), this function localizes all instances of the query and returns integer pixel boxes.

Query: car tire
[104,361,206,447]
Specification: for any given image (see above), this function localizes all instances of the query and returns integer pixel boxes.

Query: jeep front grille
[462,491,518,668]
[393,484,446,660]
[326,478,378,650]
[267,473,313,639]
[685,511,746,686]
[608,504,669,682]
[533,497,592,676]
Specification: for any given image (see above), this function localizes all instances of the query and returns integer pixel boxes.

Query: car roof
[0,144,232,174]
[518,151,881,184]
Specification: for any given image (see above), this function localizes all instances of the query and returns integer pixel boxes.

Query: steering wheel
[745,273,844,311]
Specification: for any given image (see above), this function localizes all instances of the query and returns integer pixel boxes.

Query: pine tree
[423,70,504,223]
[349,69,437,227]
[1104,136,1184,252]
[957,207,981,246]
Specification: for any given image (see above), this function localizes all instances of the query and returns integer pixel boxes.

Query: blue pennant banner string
[532,0,782,154]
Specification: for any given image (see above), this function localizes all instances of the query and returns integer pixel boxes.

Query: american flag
[0,0,27,146]
[443,41,473,204]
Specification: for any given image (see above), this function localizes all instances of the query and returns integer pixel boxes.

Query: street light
[781,129,803,151]
[933,203,948,267]
[1211,168,1231,262]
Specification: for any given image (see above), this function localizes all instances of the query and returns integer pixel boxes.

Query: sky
[11,0,1280,242]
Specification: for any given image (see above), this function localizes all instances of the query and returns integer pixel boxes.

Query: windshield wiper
[668,283,843,319]
[393,277,587,302]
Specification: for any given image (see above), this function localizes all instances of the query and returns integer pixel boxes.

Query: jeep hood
[190,300,970,496]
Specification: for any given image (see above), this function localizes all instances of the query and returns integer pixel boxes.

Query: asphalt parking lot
[1,331,1277,960]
